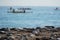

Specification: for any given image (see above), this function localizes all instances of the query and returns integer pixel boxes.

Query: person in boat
[10,7,12,10]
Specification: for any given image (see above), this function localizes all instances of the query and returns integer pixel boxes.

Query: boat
[55,7,60,10]
[8,7,31,13]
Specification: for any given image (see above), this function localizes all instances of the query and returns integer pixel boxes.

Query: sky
[0,0,60,6]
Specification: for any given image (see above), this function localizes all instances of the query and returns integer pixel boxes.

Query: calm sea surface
[0,6,60,28]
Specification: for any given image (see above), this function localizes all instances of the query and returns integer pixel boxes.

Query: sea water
[0,6,60,28]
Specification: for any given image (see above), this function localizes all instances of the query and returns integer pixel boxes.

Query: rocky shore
[0,26,60,40]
